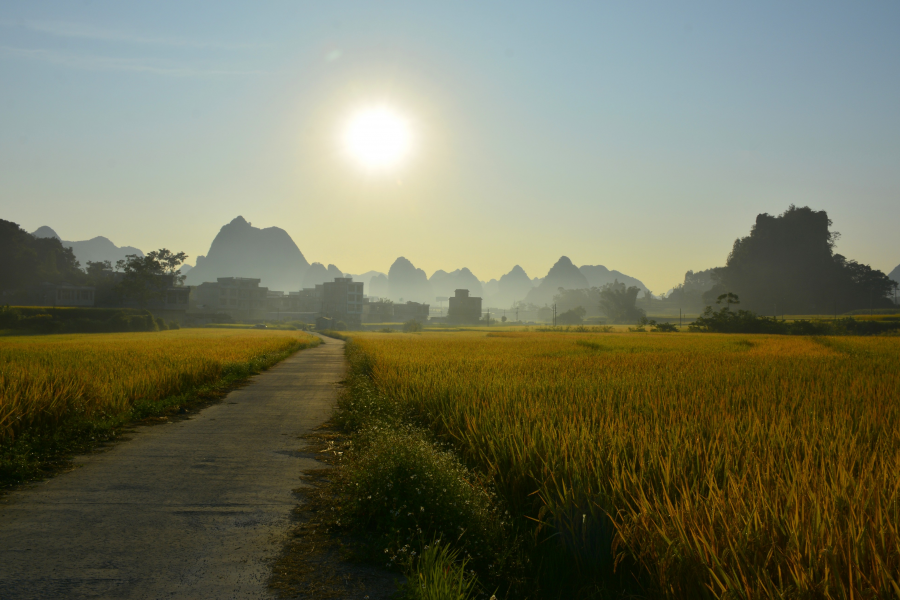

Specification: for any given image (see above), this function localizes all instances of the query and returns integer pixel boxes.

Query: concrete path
[0,334,345,600]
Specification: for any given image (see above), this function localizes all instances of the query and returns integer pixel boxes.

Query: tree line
[0,219,188,307]
[550,206,896,322]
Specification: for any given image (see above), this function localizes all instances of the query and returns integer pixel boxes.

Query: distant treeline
[555,206,897,320]
[689,295,900,335]
[1,219,187,308]
[0,306,178,334]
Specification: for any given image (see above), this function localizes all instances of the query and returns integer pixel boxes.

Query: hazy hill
[388,257,433,303]
[579,264,648,293]
[524,256,590,305]
[345,270,387,289]
[482,265,535,308]
[32,226,144,266]
[302,263,344,288]
[890,264,900,284]
[369,273,389,298]
[184,216,309,291]
[430,268,483,298]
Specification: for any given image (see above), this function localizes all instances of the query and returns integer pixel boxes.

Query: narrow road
[0,334,345,600]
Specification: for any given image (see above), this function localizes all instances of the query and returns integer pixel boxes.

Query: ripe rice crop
[0,329,319,442]
[349,331,900,599]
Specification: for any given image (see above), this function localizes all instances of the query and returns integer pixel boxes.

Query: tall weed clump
[331,342,524,597]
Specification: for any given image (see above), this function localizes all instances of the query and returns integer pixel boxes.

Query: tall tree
[598,282,645,323]
[707,206,894,313]
[0,219,83,295]
[115,249,188,307]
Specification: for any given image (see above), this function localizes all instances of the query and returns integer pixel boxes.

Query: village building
[362,298,394,323]
[191,277,269,321]
[319,277,364,326]
[393,300,430,323]
[33,283,96,307]
[447,289,482,324]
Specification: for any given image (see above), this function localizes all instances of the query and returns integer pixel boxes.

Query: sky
[2,1,899,293]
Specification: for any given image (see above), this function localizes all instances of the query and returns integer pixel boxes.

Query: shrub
[334,423,508,576]
[330,343,524,594]
[403,319,423,333]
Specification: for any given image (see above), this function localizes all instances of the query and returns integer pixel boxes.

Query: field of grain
[0,329,319,441]
[349,331,900,599]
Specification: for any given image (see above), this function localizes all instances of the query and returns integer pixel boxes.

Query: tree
[557,306,586,325]
[84,260,120,306]
[85,260,113,279]
[553,287,602,317]
[706,206,894,313]
[598,283,645,323]
[115,249,188,307]
[0,220,83,295]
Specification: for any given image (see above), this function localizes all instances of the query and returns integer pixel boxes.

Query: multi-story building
[192,277,268,321]
[448,289,482,324]
[294,288,323,313]
[319,277,364,326]
[144,274,190,322]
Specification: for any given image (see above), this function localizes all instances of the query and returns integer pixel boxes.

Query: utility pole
[552,303,557,327]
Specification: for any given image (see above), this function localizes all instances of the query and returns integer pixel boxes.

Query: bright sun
[342,106,412,171]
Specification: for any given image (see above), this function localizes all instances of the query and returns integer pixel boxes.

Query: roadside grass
[328,330,900,599]
[0,329,320,487]
[292,340,530,599]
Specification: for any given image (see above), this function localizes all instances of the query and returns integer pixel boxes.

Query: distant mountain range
[890,263,900,284]
[49,214,647,308]
[31,226,144,266]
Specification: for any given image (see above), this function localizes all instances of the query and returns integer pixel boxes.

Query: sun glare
[342,106,412,171]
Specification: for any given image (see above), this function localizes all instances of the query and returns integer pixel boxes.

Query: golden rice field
[0,329,319,441]
[350,331,900,599]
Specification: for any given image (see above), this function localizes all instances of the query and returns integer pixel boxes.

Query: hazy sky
[2,2,899,293]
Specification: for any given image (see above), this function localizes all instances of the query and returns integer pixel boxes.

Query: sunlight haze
[2,2,899,294]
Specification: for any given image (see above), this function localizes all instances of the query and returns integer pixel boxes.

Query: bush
[0,306,22,328]
[0,307,176,334]
[403,319,423,333]
[330,343,524,594]
[556,307,586,325]
[335,423,507,575]
[689,297,900,335]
